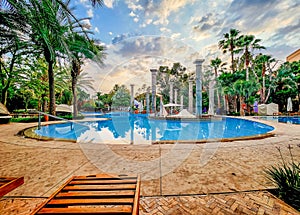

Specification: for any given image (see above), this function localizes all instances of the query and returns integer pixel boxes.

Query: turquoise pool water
[254,116,300,125]
[35,112,274,144]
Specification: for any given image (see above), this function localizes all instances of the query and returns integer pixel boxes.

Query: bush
[11,117,41,123]
[265,146,300,211]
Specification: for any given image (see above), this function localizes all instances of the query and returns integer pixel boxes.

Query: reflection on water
[35,113,274,144]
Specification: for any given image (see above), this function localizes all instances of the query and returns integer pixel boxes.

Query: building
[286,48,300,62]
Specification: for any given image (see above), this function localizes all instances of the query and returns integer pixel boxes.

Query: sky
[72,0,300,94]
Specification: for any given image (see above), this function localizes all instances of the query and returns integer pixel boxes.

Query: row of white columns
[130,59,205,116]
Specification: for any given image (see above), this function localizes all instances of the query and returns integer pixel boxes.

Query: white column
[169,81,174,104]
[174,89,178,104]
[130,84,134,112]
[188,79,193,113]
[146,87,150,113]
[194,59,205,117]
[180,95,183,111]
[208,80,214,115]
[150,69,157,114]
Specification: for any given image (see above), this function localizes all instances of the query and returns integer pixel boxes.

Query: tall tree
[2,0,74,115]
[210,57,226,109]
[236,34,265,80]
[254,54,275,104]
[218,29,241,73]
[68,33,104,117]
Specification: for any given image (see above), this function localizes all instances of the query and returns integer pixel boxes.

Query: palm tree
[67,33,104,117]
[236,35,265,81]
[218,29,241,73]
[210,57,226,110]
[254,54,275,103]
[1,0,104,116]
[233,79,260,116]
[2,0,77,116]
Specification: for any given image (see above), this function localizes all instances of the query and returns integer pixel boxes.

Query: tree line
[0,0,105,117]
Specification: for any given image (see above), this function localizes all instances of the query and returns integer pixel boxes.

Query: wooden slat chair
[31,174,141,215]
[0,176,24,197]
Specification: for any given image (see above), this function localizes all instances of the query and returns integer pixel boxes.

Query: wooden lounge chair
[31,173,141,215]
[0,176,24,197]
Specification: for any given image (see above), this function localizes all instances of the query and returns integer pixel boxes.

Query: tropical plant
[111,85,130,109]
[1,0,102,116]
[265,146,300,211]
[157,62,188,104]
[271,62,298,111]
[210,57,226,109]
[67,33,104,117]
[218,28,241,73]
[254,54,276,104]
[236,34,265,80]
[233,78,260,116]
[0,33,31,105]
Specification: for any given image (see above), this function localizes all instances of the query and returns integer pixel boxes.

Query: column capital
[193,59,205,65]
[150,69,158,73]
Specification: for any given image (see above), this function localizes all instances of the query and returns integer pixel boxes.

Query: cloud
[130,0,195,26]
[82,19,92,30]
[160,27,171,34]
[145,19,152,25]
[103,0,115,8]
[270,19,300,48]
[155,0,196,25]
[94,27,99,33]
[129,11,136,17]
[125,0,144,11]
[112,34,128,44]
[87,8,93,17]
[79,0,88,4]
[191,13,223,34]
[171,33,181,39]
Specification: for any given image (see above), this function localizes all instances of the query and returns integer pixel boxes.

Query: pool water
[255,116,300,125]
[35,112,274,144]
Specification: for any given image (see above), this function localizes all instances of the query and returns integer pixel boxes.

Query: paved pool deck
[0,116,299,214]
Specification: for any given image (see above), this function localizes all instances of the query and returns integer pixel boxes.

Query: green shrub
[11,117,40,123]
[265,146,300,211]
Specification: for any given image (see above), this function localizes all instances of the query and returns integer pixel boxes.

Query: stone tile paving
[140,191,299,214]
[0,118,299,214]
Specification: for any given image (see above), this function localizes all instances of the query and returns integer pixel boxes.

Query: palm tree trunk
[214,68,221,109]
[216,88,221,109]
[1,87,7,105]
[224,95,229,114]
[240,96,244,116]
[72,77,77,118]
[71,60,80,118]
[245,48,250,81]
[231,49,234,72]
[44,47,56,117]
[262,76,265,103]
[48,60,56,117]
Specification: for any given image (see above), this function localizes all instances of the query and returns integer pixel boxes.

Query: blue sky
[72,0,300,93]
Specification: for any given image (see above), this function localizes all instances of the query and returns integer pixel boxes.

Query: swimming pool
[254,116,300,125]
[33,112,274,144]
